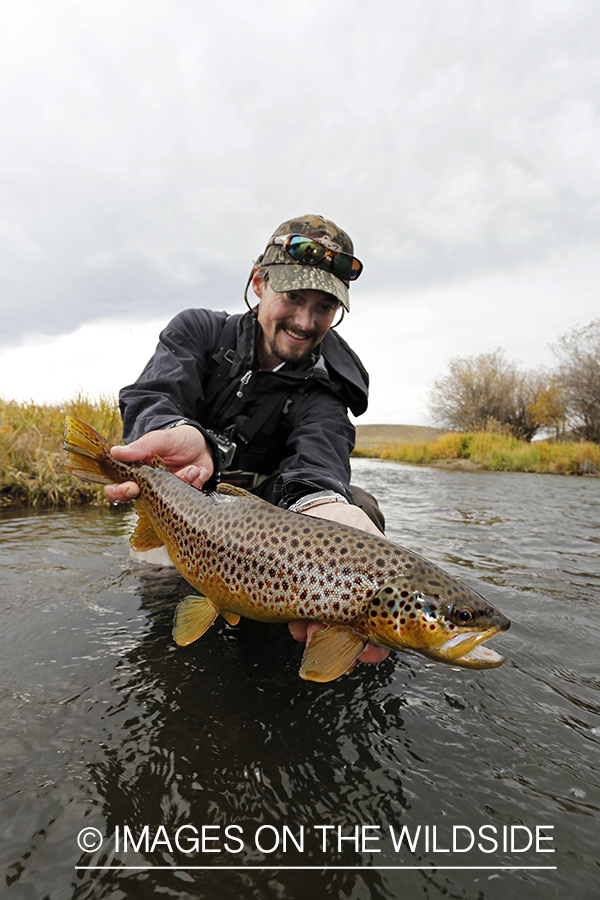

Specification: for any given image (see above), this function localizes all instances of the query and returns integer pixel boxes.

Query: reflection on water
[0,461,599,899]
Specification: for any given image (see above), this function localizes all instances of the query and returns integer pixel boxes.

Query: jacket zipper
[236,370,253,398]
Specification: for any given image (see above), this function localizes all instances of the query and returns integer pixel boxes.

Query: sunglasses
[271,234,363,282]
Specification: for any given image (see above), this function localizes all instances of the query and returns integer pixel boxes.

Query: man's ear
[251,268,264,299]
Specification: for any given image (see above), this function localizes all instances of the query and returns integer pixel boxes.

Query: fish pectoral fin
[131,504,164,551]
[220,610,241,626]
[299,626,368,683]
[172,594,219,646]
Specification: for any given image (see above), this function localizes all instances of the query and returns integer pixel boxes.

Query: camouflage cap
[259,214,357,311]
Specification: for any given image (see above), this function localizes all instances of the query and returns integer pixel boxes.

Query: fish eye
[455,607,475,624]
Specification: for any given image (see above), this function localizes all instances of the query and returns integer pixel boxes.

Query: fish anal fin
[220,610,241,626]
[299,625,368,683]
[150,455,167,468]
[131,504,164,551]
[172,594,219,646]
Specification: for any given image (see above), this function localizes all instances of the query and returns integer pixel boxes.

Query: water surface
[1,460,599,899]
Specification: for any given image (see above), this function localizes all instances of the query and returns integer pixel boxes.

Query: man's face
[253,272,340,369]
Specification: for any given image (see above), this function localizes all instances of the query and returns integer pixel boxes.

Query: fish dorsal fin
[215,483,260,500]
[220,610,241,626]
[131,504,164,551]
[150,455,167,468]
[172,594,219,645]
[299,625,368,682]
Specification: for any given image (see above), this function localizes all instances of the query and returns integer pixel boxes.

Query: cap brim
[267,264,349,312]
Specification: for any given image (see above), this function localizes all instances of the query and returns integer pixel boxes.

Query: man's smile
[281,325,314,343]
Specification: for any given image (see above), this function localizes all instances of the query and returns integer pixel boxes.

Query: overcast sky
[1,0,599,425]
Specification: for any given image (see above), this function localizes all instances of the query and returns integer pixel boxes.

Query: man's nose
[290,303,315,331]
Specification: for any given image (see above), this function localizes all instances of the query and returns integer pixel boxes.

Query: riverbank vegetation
[0,396,123,507]
[1,397,598,509]
[428,319,600,442]
[353,430,600,476]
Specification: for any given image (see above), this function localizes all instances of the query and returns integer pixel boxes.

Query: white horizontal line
[75,865,558,871]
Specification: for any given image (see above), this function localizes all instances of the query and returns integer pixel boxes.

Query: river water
[1,459,599,900]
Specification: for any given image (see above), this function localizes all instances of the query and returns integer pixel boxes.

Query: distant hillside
[355,423,446,448]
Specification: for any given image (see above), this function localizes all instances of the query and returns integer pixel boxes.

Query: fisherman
[105,214,388,666]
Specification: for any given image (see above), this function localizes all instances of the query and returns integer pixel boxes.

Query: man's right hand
[104,425,214,503]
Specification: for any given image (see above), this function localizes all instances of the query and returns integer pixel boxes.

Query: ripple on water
[0,463,599,899]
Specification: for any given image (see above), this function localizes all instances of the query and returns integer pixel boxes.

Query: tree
[551,319,600,443]
[527,378,568,441]
[428,349,553,441]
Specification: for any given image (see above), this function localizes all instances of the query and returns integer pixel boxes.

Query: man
[105,214,388,666]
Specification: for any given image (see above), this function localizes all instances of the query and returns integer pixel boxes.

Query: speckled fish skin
[63,417,510,679]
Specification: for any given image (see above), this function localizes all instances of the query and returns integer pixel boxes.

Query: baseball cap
[259,214,359,312]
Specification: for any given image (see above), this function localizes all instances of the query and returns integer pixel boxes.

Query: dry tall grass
[2,398,598,509]
[353,431,600,475]
[0,394,123,507]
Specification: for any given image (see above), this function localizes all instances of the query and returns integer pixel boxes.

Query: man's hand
[288,501,390,666]
[303,499,384,537]
[104,425,214,503]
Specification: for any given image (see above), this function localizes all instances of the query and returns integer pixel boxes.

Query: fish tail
[63,416,129,485]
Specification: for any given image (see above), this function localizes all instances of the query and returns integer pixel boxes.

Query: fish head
[366,564,510,669]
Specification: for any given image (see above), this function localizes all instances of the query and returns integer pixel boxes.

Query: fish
[63,416,510,682]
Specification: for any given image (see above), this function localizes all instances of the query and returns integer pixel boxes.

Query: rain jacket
[119,308,370,508]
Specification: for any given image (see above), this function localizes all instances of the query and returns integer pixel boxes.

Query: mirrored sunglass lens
[287,236,327,264]
[332,255,362,281]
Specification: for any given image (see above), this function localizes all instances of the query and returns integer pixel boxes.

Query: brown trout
[64,417,510,681]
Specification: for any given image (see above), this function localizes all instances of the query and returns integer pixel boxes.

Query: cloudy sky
[1,0,598,425]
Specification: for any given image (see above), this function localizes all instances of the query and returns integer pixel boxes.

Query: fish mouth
[434,624,509,669]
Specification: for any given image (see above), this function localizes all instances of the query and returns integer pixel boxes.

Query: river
[1,459,599,899]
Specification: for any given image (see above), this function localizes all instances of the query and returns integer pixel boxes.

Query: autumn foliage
[428,319,599,443]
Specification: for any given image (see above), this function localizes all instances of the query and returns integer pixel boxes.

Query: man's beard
[267,324,317,365]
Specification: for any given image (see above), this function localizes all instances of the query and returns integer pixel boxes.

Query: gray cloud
[1,0,599,353]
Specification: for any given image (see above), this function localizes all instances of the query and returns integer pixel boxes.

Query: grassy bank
[2,399,599,509]
[352,430,600,476]
[0,396,123,507]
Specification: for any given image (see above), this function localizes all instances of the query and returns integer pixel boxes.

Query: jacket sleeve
[119,309,228,442]
[274,388,356,508]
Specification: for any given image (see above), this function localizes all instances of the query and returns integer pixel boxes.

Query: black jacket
[119,309,369,507]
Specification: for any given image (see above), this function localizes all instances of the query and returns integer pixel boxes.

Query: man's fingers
[357,644,389,664]
[176,466,210,489]
[104,482,140,503]
[110,443,145,462]
[104,464,211,505]
[288,621,308,643]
